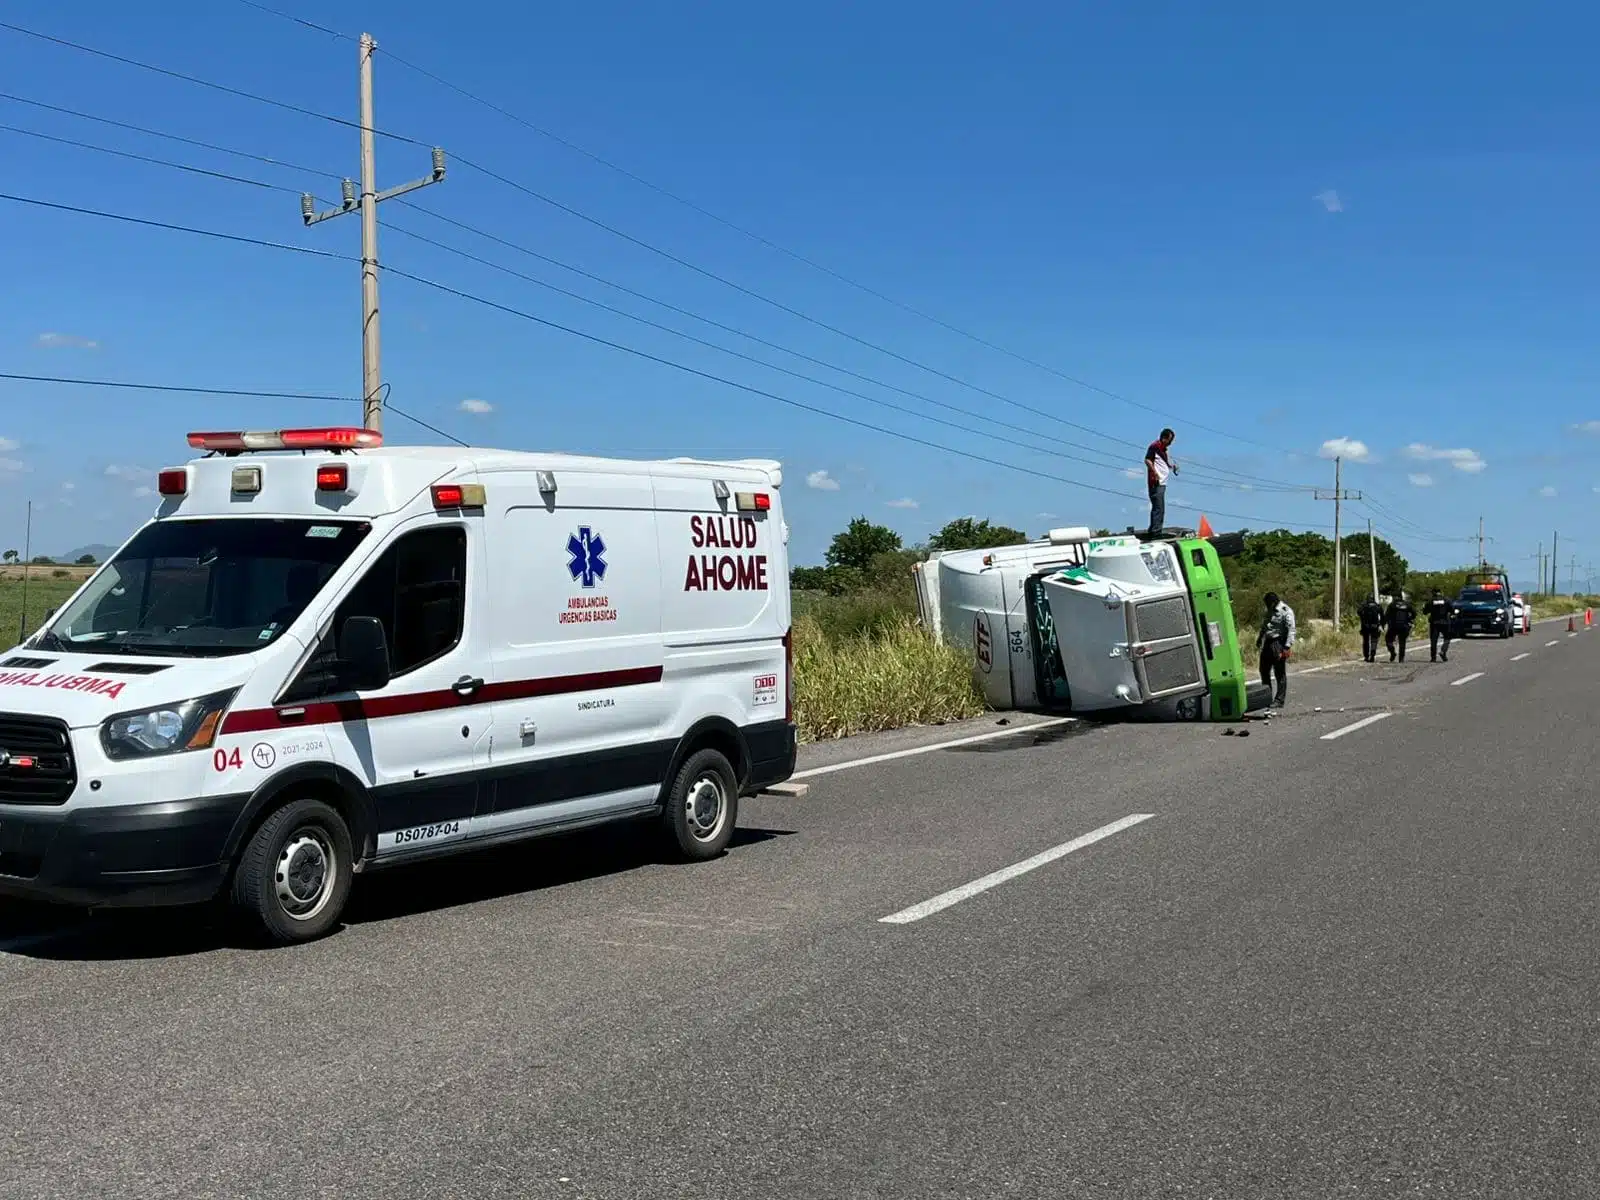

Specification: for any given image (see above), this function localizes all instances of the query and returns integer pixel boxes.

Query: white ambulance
[0,427,795,943]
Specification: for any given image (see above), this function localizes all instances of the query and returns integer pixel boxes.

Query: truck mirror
[339,615,391,692]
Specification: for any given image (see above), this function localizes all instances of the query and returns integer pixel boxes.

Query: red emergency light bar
[187,427,383,452]
[316,464,349,491]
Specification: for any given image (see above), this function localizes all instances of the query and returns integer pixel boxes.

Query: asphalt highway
[1,618,1595,1198]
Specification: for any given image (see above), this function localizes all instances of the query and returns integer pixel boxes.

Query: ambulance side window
[283,526,467,699]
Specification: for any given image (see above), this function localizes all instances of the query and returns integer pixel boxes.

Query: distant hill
[52,543,119,565]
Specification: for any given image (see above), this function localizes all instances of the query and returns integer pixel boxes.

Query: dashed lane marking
[1320,712,1392,741]
[878,813,1156,925]
[1451,672,1485,686]
[1511,652,1530,662]
[1546,640,1561,647]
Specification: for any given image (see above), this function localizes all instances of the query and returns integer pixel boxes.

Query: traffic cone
[1568,615,1576,632]
[1586,608,1593,628]
[1197,514,1214,538]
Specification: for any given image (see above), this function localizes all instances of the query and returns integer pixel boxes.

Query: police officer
[1357,593,1384,663]
[1257,591,1296,708]
[1384,588,1417,663]
[1425,587,1454,663]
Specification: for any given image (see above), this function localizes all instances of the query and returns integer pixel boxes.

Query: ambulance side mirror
[339,616,391,692]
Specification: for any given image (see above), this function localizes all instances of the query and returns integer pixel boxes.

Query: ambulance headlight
[100,689,238,760]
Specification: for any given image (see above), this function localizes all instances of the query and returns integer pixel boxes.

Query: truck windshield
[36,518,371,658]
[1459,589,1500,603]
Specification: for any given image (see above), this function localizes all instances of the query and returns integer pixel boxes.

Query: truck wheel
[231,798,354,944]
[662,748,738,862]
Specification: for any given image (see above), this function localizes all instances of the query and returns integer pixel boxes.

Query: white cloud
[1238,482,1254,491]
[1403,443,1486,473]
[886,498,919,510]
[1122,467,1142,480]
[1539,485,1558,498]
[0,437,17,453]
[1319,437,1371,462]
[1408,473,1434,488]
[104,464,145,483]
[458,398,493,415]
[1315,189,1343,213]
[36,332,99,350]
[1571,421,1600,434]
[132,486,155,498]
[0,457,25,476]
[60,480,75,491]
[805,469,840,492]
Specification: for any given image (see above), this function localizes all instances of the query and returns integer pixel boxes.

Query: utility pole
[301,32,446,434]
[1570,555,1579,595]
[1315,456,1362,625]
[1368,518,1380,602]
[1536,542,1543,597]
[1552,531,1559,594]
[1477,517,1485,570]
[16,499,32,643]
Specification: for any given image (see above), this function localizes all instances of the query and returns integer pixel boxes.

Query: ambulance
[0,428,795,943]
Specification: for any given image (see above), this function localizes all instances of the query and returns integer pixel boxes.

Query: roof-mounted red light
[187,427,382,453]
[157,468,188,496]
[316,463,349,492]
[431,482,486,509]
[734,491,771,512]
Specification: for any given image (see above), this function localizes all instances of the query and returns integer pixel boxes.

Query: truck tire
[662,748,738,862]
[230,797,354,944]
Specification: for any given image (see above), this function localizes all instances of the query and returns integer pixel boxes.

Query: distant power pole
[301,32,446,434]
[17,498,32,642]
[1552,531,1559,594]
[1368,518,1380,602]
[1316,456,1362,623]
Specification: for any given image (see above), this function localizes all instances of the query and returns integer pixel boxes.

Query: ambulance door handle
[452,675,483,697]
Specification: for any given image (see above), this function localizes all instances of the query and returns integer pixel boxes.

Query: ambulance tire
[230,797,354,945]
[662,748,739,862]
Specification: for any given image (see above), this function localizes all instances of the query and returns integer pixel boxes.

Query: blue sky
[0,1,1596,584]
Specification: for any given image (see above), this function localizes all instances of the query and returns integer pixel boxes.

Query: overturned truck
[912,527,1271,720]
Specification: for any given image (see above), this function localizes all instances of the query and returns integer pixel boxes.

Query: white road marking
[1511,652,1530,662]
[1451,672,1485,686]
[1546,640,1561,647]
[1320,712,1392,741]
[1569,632,1580,639]
[792,718,1076,780]
[878,813,1155,925]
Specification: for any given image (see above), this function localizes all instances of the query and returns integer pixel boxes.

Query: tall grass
[793,614,984,741]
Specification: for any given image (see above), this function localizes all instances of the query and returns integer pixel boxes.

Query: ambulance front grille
[0,714,76,806]
[1132,596,1192,644]
[1141,645,1203,696]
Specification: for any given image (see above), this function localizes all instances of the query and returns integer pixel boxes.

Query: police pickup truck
[1451,571,1514,639]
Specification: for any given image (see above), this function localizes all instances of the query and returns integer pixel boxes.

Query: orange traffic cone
[1197,514,1215,538]
[1586,608,1593,628]
[1568,615,1576,632]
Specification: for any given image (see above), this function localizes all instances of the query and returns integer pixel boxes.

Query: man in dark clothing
[1144,428,1178,537]
[1357,594,1384,663]
[1425,588,1454,662]
[1256,591,1296,708]
[1384,590,1417,663]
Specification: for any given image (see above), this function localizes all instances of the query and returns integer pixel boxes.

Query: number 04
[213,747,244,772]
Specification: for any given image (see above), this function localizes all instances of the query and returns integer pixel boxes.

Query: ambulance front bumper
[0,793,248,908]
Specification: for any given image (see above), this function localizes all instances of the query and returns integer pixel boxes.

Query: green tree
[825,517,902,571]
[927,517,1027,552]
[2,549,16,564]
[75,554,96,566]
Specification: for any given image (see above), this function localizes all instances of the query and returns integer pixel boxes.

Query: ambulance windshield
[36,518,371,658]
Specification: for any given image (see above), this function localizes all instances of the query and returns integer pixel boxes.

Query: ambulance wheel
[662,749,738,861]
[231,798,353,944]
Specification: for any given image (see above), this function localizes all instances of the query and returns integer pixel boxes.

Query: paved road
[2,620,1596,1198]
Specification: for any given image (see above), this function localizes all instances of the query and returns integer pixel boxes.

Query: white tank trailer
[912,526,1270,718]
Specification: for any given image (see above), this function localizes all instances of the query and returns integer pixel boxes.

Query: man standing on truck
[1257,591,1296,708]
[1358,593,1384,663]
[1145,428,1178,537]
[1384,588,1417,663]
[1426,588,1454,663]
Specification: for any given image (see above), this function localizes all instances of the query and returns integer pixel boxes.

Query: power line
[382,260,1331,530]
[22,14,1315,492]
[6,184,1324,528]
[0,190,348,261]
[390,199,1307,495]
[0,19,429,148]
[0,121,305,195]
[229,1,1299,458]
[0,77,1300,494]
[0,370,463,445]
[0,90,346,180]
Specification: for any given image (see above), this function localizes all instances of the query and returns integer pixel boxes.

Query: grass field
[0,571,89,647]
